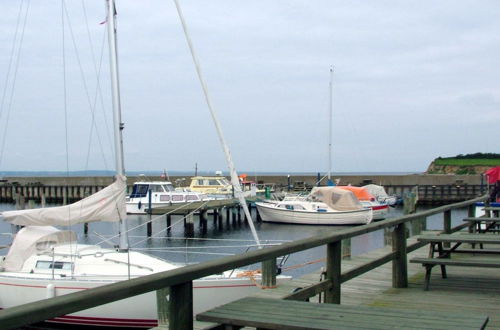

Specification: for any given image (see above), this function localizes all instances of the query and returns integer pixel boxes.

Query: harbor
[0,0,499,329]
[1,196,498,329]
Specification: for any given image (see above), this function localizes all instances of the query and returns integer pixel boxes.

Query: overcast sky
[0,1,498,174]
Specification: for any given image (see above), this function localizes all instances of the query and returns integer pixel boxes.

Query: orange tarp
[338,186,375,201]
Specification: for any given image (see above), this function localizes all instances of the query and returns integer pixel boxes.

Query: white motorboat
[256,187,373,225]
[363,184,398,206]
[0,2,289,327]
[126,180,207,214]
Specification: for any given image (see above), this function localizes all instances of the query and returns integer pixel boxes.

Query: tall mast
[328,66,333,183]
[106,0,128,250]
[173,0,261,247]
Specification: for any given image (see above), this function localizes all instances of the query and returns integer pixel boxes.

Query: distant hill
[427,153,500,174]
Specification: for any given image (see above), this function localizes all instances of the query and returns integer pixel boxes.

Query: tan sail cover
[310,187,365,211]
[0,175,126,226]
[3,226,77,272]
[363,184,389,199]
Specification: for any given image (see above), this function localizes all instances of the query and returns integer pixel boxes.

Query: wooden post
[169,282,193,330]
[443,209,451,246]
[324,241,341,304]
[156,287,170,326]
[166,214,172,233]
[185,213,194,237]
[261,258,277,288]
[392,223,408,288]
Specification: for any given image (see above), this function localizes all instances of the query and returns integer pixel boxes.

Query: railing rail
[0,195,488,330]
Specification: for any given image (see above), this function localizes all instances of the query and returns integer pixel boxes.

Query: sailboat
[0,1,288,327]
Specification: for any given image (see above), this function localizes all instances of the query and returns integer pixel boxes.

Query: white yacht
[126,181,207,214]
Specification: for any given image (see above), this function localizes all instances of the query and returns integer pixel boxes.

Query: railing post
[156,287,170,326]
[443,210,451,246]
[261,258,277,288]
[325,241,341,304]
[392,223,408,288]
[169,282,193,330]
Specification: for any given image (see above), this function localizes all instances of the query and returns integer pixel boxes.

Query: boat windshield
[163,184,174,192]
[130,184,149,198]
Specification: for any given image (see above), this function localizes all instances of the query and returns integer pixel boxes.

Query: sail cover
[0,175,126,226]
[310,187,365,211]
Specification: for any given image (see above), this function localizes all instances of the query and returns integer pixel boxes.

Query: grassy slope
[434,158,500,166]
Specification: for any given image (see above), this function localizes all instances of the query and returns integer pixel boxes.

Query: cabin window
[160,195,171,202]
[171,195,184,202]
[186,195,199,201]
[36,260,73,270]
[130,184,149,198]
[285,205,294,210]
[151,185,164,193]
[209,180,220,186]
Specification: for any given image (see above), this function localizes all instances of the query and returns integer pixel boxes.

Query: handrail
[0,194,488,329]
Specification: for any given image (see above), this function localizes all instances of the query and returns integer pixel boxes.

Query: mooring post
[185,213,194,237]
[325,241,341,304]
[168,282,193,330]
[392,223,408,288]
[166,214,172,233]
[261,258,277,288]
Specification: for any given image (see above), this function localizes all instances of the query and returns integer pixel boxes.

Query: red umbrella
[485,167,500,184]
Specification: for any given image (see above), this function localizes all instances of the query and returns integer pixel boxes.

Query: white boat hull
[0,273,273,327]
[256,202,372,225]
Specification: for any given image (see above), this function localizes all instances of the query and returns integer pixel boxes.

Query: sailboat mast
[173,0,261,248]
[106,0,128,250]
[328,66,333,182]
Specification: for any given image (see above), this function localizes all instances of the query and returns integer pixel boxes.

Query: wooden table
[464,217,500,233]
[196,296,489,329]
[411,233,500,290]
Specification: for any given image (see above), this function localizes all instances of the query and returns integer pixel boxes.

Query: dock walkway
[193,235,500,329]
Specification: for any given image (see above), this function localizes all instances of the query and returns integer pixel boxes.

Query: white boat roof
[132,181,173,185]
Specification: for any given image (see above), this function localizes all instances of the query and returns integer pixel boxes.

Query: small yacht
[126,181,207,214]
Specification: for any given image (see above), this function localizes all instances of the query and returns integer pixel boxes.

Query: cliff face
[426,163,491,175]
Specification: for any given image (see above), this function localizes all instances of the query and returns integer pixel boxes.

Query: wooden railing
[0,195,488,330]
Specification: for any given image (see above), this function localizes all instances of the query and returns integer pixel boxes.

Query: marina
[1,196,498,329]
[0,0,499,329]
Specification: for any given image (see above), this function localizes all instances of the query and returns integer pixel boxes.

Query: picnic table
[196,296,489,329]
[464,217,500,233]
[411,233,500,290]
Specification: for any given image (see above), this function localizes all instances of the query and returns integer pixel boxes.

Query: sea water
[0,203,468,278]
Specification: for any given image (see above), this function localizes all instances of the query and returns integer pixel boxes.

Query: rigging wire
[0,1,30,170]
[81,0,113,173]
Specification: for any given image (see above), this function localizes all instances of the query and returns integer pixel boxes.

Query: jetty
[0,173,491,205]
[0,195,497,329]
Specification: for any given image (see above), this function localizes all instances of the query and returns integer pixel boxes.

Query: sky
[0,1,498,174]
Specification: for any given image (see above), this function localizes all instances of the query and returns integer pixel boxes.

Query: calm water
[0,202,468,278]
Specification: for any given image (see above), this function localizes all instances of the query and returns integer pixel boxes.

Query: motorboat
[126,180,207,214]
[337,186,389,220]
[363,184,398,206]
[256,187,373,225]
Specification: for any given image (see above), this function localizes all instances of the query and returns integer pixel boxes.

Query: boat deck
[171,234,500,329]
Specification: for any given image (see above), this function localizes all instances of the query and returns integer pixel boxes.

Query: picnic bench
[196,296,489,329]
[410,233,500,290]
[464,217,500,234]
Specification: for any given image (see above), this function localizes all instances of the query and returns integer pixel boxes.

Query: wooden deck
[190,234,500,329]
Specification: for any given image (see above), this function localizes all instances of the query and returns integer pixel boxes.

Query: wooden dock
[194,237,500,329]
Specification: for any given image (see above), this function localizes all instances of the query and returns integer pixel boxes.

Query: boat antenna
[173,0,261,248]
[106,0,128,250]
[327,65,334,186]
